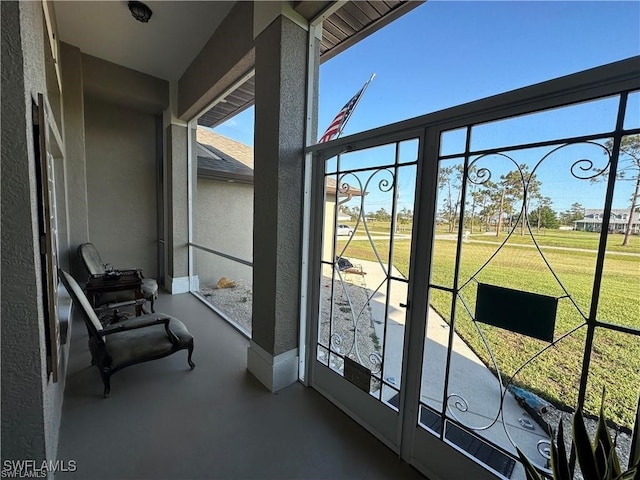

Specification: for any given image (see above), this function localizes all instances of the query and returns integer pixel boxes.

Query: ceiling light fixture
[128,1,152,23]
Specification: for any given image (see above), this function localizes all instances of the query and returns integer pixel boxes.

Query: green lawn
[337,234,640,428]
[346,221,640,253]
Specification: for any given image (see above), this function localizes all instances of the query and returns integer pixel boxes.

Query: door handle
[399,300,411,310]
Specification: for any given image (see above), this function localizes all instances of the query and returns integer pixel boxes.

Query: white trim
[298,22,322,385]
[247,341,299,392]
[187,119,195,295]
[189,274,200,292]
[168,276,191,294]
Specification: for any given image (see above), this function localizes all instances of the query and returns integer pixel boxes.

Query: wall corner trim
[168,276,191,294]
[247,341,299,392]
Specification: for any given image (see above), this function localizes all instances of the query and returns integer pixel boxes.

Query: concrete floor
[57,292,426,480]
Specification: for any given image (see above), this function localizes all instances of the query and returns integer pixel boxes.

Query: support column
[247,12,310,391]
[60,42,89,278]
[164,83,190,293]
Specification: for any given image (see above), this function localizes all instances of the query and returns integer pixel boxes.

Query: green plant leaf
[573,408,601,480]
[517,447,545,480]
[551,420,572,480]
[613,465,638,480]
[595,390,622,477]
[596,440,612,479]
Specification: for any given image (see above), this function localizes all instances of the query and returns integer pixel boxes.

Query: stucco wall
[84,96,159,278]
[252,16,307,356]
[1,0,70,467]
[165,123,189,285]
[82,53,169,115]
[193,178,253,286]
[60,42,89,278]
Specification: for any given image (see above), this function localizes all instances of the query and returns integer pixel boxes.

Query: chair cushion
[104,314,193,369]
[141,278,158,299]
[78,243,105,275]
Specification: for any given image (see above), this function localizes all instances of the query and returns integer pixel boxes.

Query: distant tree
[398,207,413,223]
[469,188,482,234]
[495,168,521,236]
[396,207,413,232]
[520,165,542,235]
[570,202,585,221]
[374,207,391,222]
[438,165,464,233]
[474,181,497,232]
[559,202,585,226]
[596,136,640,246]
[529,205,559,230]
[531,196,555,232]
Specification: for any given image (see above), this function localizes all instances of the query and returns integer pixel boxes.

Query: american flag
[318,75,374,143]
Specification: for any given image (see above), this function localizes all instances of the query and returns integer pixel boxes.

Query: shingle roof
[326,177,363,197]
[196,128,362,198]
[196,129,254,184]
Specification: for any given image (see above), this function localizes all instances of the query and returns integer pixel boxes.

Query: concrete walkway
[343,259,549,479]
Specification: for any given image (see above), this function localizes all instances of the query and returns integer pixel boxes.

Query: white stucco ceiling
[55,1,235,81]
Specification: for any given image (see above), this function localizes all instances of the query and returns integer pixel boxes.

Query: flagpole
[335,73,376,139]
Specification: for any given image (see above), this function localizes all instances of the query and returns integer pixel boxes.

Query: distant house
[323,177,363,260]
[574,208,640,234]
[195,128,363,288]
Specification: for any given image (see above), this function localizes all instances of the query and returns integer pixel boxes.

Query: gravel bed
[200,281,252,332]
[318,274,382,385]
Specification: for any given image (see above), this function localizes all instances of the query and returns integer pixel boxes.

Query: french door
[308,58,640,480]
[311,131,422,450]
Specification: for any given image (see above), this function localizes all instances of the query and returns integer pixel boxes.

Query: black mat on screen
[389,395,516,478]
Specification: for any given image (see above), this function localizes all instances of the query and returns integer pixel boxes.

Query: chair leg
[101,370,112,398]
[187,340,195,369]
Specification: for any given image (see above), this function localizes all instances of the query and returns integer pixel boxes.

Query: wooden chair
[77,242,158,313]
[58,269,195,397]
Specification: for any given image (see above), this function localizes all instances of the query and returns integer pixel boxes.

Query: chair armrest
[100,316,168,334]
[100,316,180,346]
[102,299,146,310]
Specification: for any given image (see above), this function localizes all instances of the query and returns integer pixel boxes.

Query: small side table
[85,270,144,318]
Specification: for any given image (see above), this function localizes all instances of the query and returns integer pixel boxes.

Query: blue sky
[213,1,640,212]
